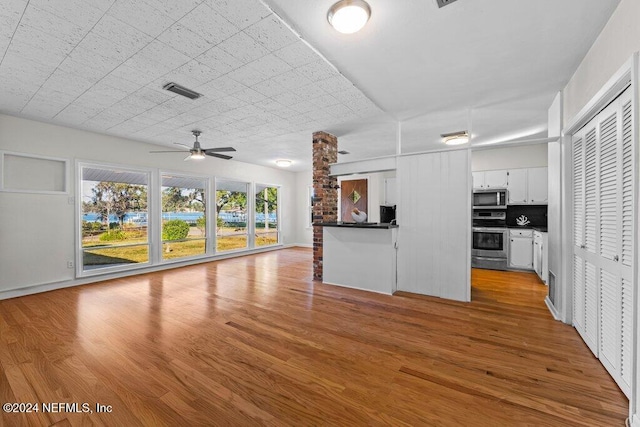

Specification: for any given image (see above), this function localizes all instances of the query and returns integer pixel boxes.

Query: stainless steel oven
[472,227,508,270]
[473,189,507,209]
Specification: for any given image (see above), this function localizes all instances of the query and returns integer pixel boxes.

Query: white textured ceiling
[0,0,621,171]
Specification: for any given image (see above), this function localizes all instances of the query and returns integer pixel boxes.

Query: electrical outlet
[67,261,74,268]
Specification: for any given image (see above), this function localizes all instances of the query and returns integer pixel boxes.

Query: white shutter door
[598,112,618,261]
[583,128,597,254]
[571,132,585,334]
[583,261,599,355]
[599,269,620,373]
[618,93,634,395]
[573,254,585,332]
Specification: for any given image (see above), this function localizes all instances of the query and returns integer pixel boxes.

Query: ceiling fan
[150,130,236,161]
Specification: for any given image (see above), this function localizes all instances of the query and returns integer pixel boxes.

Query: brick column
[312,131,338,281]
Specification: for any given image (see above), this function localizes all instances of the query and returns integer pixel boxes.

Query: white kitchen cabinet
[506,167,548,205]
[472,172,484,189]
[473,170,507,189]
[528,167,548,204]
[483,170,508,189]
[384,178,397,205]
[506,169,528,204]
[509,229,533,269]
[533,231,548,283]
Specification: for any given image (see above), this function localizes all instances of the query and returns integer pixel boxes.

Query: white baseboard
[545,296,562,321]
[292,243,313,248]
[0,245,288,300]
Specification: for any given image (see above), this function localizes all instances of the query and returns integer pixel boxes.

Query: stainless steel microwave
[473,189,507,209]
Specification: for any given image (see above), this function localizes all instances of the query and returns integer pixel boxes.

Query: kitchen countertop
[315,222,399,229]
[508,226,548,232]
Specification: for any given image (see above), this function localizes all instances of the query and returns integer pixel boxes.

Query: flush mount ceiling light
[441,130,470,146]
[275,159,292,167]
[327,0,371,34]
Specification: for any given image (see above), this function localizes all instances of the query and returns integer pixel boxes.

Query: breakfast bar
[317,222,399,295]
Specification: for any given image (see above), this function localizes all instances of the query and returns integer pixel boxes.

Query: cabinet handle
[614,255,619,262]
[580,244,585,249]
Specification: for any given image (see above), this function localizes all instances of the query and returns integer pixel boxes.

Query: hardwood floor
[0,248,628,426]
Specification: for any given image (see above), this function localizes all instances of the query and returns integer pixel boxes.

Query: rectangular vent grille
[163,82,202,100]
[548,271,557,305]
[436,0,459,8]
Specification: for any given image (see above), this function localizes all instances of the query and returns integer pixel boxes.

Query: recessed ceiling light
[441,131,470,145]
[328,0,371,34]
[275,159,292,167]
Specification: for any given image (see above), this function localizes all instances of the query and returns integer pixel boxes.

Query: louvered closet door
[571,86,634,398]
[572,131,586,336]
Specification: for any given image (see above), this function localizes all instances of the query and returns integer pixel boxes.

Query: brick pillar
[312,131,338,281]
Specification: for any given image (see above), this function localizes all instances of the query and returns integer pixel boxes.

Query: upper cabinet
[506,167,548,205]
[473,169,507,190]
[506,169,527,204]
[527,167,548,204]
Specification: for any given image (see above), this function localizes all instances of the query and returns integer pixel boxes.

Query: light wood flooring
[0,248,629,426]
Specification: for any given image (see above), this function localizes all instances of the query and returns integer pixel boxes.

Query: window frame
[1,150,70,195]
[76,161,153,278]
[159,170,211,264]
[254,182,281,247]
[214,177,251,254]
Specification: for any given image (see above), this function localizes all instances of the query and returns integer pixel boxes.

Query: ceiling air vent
[162,82,202,100]
[436,0,459,8]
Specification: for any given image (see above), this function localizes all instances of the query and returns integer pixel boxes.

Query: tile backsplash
[506,205,548,227]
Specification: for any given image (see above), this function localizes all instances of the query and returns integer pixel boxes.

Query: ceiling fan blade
[203,147,236,153]
[205,152,233,160]
[174,142,192,149]
[150,150,189,153]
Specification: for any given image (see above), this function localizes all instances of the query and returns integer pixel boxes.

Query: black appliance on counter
[380,205,396,223]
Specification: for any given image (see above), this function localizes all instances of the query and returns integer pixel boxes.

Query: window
[216,179,249,252]
[80,166,149,271]
[255,184,279,247]
[161,174,207,260]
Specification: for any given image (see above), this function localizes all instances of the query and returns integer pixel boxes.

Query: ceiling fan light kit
[149,130,236,161]
[327,0,371,34]
[441,130,470,145]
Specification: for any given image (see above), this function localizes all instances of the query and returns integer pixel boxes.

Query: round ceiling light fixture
[275,159,292,167]
[441,131,470,146]
[327,0,371,34]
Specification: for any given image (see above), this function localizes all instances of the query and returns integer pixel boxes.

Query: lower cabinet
[533,231,548,283]
[509,229,533,269]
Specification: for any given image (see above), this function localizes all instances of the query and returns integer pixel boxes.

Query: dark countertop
[508,226,548,232]
[315,222,399,229]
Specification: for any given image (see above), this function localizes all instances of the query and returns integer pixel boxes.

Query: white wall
[546,92,565,320]
[563,0,640,125]
[471,144,548,171]
[397,149,471,302]
[0,114,299,294]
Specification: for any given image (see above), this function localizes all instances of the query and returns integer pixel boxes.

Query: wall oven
[472,227,508,270]
[473,189,507,209]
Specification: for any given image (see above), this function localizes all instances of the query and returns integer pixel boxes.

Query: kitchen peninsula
[317,222,399,295]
